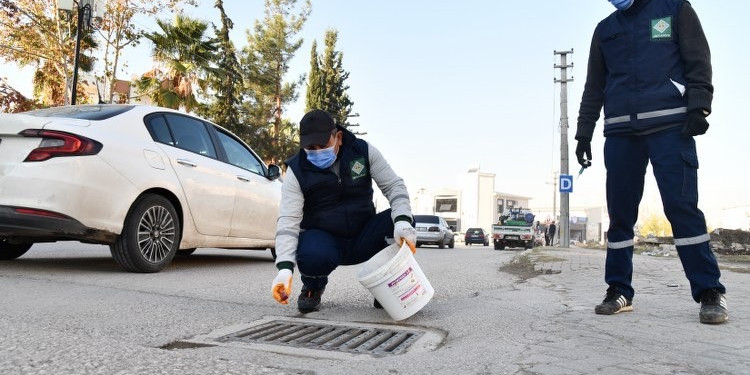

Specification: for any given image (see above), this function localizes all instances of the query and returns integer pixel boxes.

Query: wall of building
[585,206,608,244]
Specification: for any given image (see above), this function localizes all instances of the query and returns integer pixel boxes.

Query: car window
[146,115,174,146]
[414,215,439,224]
[163,114,217,158]
[215,129,264,175]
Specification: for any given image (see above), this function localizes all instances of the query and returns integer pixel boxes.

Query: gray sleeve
[274,168,303,267]
[368,143,413,221]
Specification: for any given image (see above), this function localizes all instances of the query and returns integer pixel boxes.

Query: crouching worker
[271,109,416,313]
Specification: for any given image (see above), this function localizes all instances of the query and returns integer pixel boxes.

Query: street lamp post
[57,0,100,105]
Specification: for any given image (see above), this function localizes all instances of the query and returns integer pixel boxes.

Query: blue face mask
[608,0,633,10]
[305,146,337,169]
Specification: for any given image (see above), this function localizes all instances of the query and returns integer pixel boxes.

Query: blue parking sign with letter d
[559,174,573,193]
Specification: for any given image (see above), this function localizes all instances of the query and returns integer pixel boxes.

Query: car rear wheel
[449,238,455,249]
[0,239,32,260]
[110,194,181,273]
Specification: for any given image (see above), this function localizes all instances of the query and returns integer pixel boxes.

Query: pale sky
[2,1,748,227]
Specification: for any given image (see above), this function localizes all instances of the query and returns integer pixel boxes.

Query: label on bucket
[387,266,425,308]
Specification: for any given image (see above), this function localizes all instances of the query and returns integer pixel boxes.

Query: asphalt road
[1,241,748,374]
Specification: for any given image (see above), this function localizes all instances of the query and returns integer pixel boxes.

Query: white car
[414,214,455,249]
[0,104,282,272]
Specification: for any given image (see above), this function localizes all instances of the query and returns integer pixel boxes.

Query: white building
[411,167,531,234]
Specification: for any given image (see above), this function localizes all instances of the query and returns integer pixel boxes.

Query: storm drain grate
[217,318,426,357]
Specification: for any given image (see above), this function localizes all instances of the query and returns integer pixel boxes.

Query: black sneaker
[594,286,633,315]
[699,289,728,324]
[373,298,383,309]
[298,286,324,313]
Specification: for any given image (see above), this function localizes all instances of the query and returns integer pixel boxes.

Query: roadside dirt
[710,228,750,255]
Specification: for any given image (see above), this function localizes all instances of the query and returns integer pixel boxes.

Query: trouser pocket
[681,150,699,199]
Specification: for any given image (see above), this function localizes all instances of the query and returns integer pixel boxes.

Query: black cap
[299,109,336,149]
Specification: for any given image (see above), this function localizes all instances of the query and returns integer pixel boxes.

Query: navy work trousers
[296,209,393,290]
[604,127,725,302]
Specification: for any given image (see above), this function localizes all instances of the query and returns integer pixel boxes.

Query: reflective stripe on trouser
[296,209,393,290]
[604,127,725,302]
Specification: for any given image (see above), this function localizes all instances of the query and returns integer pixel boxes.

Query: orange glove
[271,269,293,304]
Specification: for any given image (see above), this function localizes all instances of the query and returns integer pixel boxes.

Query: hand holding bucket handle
[394,221,417,254]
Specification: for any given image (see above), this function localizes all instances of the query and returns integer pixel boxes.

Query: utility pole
[554,49,573,248]
[552,173,557,221]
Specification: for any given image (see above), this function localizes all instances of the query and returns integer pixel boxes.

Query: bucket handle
[401,239,416,254]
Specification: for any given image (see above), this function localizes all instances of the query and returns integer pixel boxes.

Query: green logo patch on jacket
[350,157,367,180]
[651,16,672,40]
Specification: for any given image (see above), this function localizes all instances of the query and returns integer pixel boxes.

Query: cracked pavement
[1,242,747,374]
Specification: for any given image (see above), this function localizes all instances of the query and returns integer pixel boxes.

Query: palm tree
[135,14,217,111]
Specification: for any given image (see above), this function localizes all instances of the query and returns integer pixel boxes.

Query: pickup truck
[492,208,535,250]
[492,224,534,250]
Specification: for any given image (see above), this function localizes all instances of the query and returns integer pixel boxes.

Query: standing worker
[547,221,557,247]
[575,0,727,324]
[271,109,417,313]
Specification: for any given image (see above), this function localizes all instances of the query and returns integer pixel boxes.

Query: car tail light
[521,234,532,240]
[15,207,69,219]
[428,227,439,232]
[20,129,102,162]
[493,234,501,239]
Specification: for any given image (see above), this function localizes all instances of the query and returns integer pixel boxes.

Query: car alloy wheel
[110,194,181,273]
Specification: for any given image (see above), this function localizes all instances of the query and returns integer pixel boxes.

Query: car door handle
[236,175,251,182]
[177,159,197,167]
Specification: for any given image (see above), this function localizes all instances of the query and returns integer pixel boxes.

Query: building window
[435,198,457,213]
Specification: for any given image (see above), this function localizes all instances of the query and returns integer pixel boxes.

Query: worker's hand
[575,139,592,168]
[394,220,417,252]
[682,109,709,137]
[271,269,293,305]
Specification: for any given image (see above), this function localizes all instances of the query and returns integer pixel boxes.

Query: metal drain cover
[180,316,444,359]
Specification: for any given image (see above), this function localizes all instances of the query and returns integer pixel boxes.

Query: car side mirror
[450,225,456,231]
[267,164,281,181]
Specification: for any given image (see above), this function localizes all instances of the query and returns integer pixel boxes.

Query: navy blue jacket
[576,0,713,139]
[287,126,375,238]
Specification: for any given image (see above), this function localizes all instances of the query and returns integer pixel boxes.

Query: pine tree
[307,29,354,126]
[304,40,322,112]
[197,0,242,135]
[240,0,311,165]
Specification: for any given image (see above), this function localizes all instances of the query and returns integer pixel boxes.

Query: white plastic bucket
[357,242,434,321]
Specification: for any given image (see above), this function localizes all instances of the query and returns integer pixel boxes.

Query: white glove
[271,269,293,305]
[394,220,417,250]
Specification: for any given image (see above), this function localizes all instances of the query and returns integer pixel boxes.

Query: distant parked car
[0,104,282,272]
[464,228,489,246]
[414,214,454,249]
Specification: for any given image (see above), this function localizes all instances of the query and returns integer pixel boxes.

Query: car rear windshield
[414,215,439,224]
[467,228,483,234]
[25,105,135,121]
